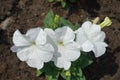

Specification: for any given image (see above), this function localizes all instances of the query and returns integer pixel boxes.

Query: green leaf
[48,0,54,2]
[59,17,74,28]
[60,70,71,80]
[56,0,61,2]
[70,68,84,80]
[61,1,66,8]
[78,52,93,69]
[70,0,77,3]
[59,17,80,30]
[71,67,86,80]
[73,23,80,30]
[46,75,58,80]
[60,70,66,79]
[41,62,59,80]
[36,70,42,77]
[46,75,52,80]
[44,10,55,29]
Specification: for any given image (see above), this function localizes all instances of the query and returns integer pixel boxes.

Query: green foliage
[79,52,93,69]
[36,70,42,77]
[71,67,86,80]
[70,0,77,3]
[43,10,55,29]
[44,10,80,30]
[48,0,54,2]
[48,0,77,8]
[36,62,60,80]
[61,70,71,80]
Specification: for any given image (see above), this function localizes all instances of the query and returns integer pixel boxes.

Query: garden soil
[0,0,120,80]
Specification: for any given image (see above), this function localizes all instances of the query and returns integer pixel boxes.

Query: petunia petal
[53,57,71,70]
[37,44,54,62]
[26,27,40,41]
[31,46,53,69]
[89,24,101,37]
[27,59,44,70]
[55,26,75,44]
[10,45,27,52]
[76,28,88,45]
[81,21,92,32]
[13,30,31,46]
[17,46,33,61]
[81,40,94,52]
[64,50,80,61]
[38,43,54,53]
[93,31,105,42]
[17,44,53,69]
[35,29,47,45]
[93,42,108,57]
[65,42,81,61]
[44,28,57,43]
[63,61,71,70]
[11,46,19,52]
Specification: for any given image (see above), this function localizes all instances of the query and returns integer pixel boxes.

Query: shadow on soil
[83,47,118,80]
[68,0,100,17]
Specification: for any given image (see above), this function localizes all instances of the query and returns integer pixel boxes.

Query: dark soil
[0,0,120,80]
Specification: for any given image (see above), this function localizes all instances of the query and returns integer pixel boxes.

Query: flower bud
[99,17,112,28]
[65,70,71,77]
[54,14,60,24]
[54,14,60,29]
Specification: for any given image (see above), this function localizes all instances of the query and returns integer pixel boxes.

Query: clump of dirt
[0,0,120,80]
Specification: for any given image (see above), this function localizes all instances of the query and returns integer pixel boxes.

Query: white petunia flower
[75,21,108,57]
[45,26,80,70]
[11,27,54,69]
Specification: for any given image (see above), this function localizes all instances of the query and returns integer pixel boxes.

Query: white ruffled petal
[65,42,81,61]
[26,59,44,70]
[35,29,47,45]
[37,44,54,62]
[81,21,92,32]
[53,57,71,70]
[90,24,101,33]
[44,28,57,42]
[63,61,71,70]
[93,42,108,57]
[64,49,80,61]
[76,28,88,45]
[93,31,105,42]
[26,27,40,41]
[55,26,75,43]
[13,30,31,46]
[89,24,101,38]
[10,45,27,52]
[17,44,53,69]
[29,46,53,69]
[38,43,54,53]
[17,46,33,61]
[11,46,19,52]
[81,40,94,52]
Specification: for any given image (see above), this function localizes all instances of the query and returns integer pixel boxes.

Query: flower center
[32,42,36,45]
[58,41,64,46]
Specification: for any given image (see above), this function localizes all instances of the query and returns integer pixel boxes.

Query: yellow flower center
[32,42,36,45]
[58,41,64,46]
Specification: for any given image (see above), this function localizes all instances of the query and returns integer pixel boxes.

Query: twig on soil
[0,16,14,30]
